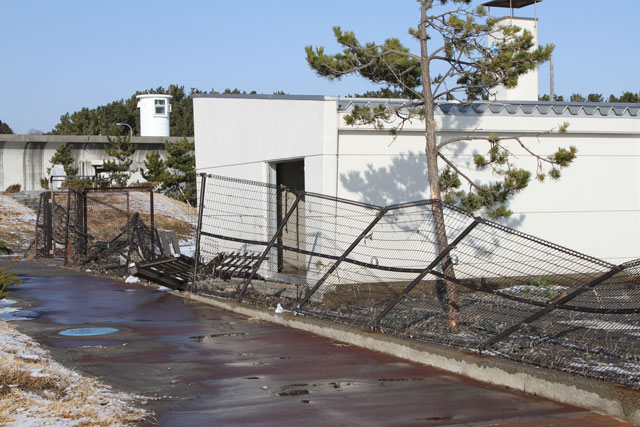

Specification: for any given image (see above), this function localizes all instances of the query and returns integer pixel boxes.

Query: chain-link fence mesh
[193,174,640,387]
[34,187,158,271]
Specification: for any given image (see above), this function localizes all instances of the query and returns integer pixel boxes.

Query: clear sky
[1,0,638,134]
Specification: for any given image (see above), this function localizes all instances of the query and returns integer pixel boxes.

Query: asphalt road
[1,258,631,426]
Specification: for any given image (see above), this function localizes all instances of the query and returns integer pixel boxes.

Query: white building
[193,94,640,264]
[136,94,173,137]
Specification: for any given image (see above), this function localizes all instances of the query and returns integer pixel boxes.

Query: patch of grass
[4,184,20,193]
[0,268,20,299]
[0,323,148,426]
[0,240,11,255]
[0,362,64,398]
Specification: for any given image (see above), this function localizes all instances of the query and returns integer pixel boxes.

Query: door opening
[275,160,305,274]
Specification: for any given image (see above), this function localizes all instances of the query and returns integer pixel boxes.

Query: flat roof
[192,93,640,118]
[136,94,173,99]
[483,0,541,8]
[193,94,338,101]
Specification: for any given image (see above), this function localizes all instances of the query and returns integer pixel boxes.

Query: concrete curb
[182,292,640,425]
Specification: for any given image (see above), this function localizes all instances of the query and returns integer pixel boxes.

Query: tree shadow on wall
[340,152,430,207]
[339,150,524,228]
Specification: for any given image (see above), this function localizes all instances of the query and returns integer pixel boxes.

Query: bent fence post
[296,207,390,312]
[479,264,625,350]
[237,190,303,299]
[371,218,481,329]
[191,173,208,292]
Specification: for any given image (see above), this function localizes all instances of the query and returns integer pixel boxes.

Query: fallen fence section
[192,173,640,388]
[130,255,193,291]
[35,187,158,272]
[35,186,196,287]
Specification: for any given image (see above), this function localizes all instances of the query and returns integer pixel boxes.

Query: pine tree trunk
[419,2,460,329]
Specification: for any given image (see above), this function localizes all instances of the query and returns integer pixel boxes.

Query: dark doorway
[276,160,305,191]
[275,160,305,274]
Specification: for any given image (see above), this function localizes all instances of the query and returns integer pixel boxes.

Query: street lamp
[116,122,133,138]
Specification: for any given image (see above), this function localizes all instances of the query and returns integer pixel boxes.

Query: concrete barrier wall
[0,135,192,191]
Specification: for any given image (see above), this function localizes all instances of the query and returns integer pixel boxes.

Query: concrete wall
[193,95,640,264]
[0,135,192,191]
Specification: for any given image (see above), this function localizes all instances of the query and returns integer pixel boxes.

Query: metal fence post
[371,218,480,329]
[191,173,207,292]
[149,189,155,253]
[64,189,71,266]
[238,191,304,299]
[45,193,53,256]
[296,207,389,312]
[479,264,625,350]
[82,189,88,256]
[34,193,43,257]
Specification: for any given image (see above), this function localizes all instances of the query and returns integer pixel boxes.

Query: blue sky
[1,0,638,134]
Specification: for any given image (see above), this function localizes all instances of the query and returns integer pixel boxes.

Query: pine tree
[140,151,166,183]
[306,0,576,328]
[587,93,604,103]
[162,138,196,205]
[0,268,20,299]
[48,143,79,176]
[0,120,13,134]
[103,135,136,187]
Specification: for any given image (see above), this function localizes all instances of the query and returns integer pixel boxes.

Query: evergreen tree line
[3,87,635,138]
[350,89,640,103]
[0,120,13,134]
[50,86,271,137]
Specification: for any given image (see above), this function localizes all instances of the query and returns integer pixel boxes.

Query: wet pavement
[2,259,632,426]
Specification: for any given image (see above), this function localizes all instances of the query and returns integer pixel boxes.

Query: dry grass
[82,191,196,242]
[0,194,36,253]
[0,322,148,426]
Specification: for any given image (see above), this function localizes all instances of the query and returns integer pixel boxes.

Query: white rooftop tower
[484,0,541,101]
[136,94,173,136]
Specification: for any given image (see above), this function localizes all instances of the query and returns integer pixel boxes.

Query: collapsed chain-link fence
[193,174,640,387]
[34,187,160,271]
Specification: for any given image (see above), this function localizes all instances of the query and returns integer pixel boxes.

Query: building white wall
[193,95,339,196]
[136,94,172,137]
[193,95,640,264]
[335,109,640,263]
[489,17,539,101]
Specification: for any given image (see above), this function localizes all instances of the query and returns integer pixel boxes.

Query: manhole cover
[59,328,119,337]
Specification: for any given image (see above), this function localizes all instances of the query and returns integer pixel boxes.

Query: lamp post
[116,122,133,138]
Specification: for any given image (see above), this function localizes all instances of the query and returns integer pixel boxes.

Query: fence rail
[193,173,640,387]
[34,187,158,269]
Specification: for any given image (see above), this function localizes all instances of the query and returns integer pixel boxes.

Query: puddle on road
[59,327,119,337]
[190,332,247,342]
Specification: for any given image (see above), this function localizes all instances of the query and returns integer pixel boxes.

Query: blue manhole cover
[59,328,119,337]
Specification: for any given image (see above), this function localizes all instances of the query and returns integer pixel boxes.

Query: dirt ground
[0,191,196,255]
[0,193,37,254]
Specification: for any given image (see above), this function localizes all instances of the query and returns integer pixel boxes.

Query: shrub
[4,184,20,193]
[61,178,94,190]
[0,240,11,255]
[0,268,20,300]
